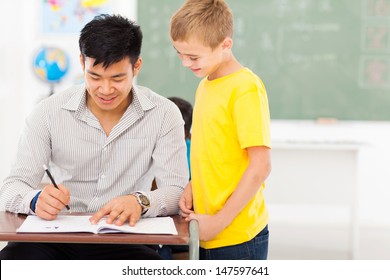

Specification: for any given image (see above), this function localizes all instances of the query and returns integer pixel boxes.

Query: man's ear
[133,57,143,77]
[79,54,85,71]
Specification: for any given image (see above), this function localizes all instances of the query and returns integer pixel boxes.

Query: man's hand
[35,184,70,220]
[90,195,142,226]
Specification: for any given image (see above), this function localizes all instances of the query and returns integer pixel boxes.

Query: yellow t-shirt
[191,67,271,249]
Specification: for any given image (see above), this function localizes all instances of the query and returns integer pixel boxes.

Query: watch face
[139,194,150,207]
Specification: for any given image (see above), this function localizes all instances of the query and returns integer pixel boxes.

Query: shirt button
[103,147,108,152]
[100,174,106,179]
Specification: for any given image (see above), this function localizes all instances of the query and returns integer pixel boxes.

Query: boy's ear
[221,37,233,50]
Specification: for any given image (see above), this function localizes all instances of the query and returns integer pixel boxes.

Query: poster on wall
[41,0,111,34]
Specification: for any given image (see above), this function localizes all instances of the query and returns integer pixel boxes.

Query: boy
[170,0,272,260]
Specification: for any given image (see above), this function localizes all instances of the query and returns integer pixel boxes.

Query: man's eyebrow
[111,73,127,78]
[87,70,127,78]
[87,70,100,76]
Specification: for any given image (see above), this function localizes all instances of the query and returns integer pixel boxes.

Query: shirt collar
[131,85,156,116]
[61,84,87,113]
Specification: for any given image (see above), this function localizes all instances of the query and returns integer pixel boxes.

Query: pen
[43,164,71,213]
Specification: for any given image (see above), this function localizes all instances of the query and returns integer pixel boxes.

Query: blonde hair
[170,0,233,49]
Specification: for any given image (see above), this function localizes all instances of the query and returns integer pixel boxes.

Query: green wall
[138,0,390,120]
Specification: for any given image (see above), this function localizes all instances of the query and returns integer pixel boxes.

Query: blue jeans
[199,225,269,260]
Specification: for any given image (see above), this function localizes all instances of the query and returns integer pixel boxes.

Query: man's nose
[99,80,114,94]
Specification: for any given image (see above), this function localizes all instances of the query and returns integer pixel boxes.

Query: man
[0,14,188,259]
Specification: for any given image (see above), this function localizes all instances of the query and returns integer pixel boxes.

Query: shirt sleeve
[233,82,271,149]
[0,102,51,213]
[142,103,188,217]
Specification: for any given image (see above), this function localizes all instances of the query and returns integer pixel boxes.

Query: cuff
[30,191,42,213]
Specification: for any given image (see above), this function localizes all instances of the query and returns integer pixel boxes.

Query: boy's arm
[187,145,271,241]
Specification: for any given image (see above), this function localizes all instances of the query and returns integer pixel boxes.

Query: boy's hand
[179,182,193,217]
[90,195,142,226]
[187,213,224,242]
[35,184,70,220]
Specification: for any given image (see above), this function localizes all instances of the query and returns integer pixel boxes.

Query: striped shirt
[0,84,189,217]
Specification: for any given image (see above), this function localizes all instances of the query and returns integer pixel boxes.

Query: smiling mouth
[98,96,117,104]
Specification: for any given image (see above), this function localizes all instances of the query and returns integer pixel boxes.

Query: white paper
[17,215,178,235]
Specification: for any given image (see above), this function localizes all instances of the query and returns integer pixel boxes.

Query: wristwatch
[131,192,150,215]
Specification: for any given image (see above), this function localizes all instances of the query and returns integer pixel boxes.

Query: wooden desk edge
[0,212,191,246]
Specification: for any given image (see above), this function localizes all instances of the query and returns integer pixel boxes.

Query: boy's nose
[181,57,192,67]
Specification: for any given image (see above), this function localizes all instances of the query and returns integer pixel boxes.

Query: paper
[17,215,178,235]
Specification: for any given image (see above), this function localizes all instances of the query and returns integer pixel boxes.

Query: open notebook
[17,215,178,235]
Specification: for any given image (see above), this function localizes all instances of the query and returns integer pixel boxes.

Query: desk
[0,212,199,260]
[265,141,362,259]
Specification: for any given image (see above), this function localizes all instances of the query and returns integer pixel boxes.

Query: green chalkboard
[137,0,390,121]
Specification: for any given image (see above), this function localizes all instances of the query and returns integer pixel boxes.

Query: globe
[33,47,70,84]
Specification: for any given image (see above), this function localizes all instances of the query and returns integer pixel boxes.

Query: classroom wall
[0,1,31,183]
[269,120,390,228]
[1,0,390,230]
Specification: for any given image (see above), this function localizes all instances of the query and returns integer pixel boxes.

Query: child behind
[170,0,272,260]
[168,97,193,179]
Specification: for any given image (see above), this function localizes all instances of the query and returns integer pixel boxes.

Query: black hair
[168,97,193,139]
[79,14,142,68]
